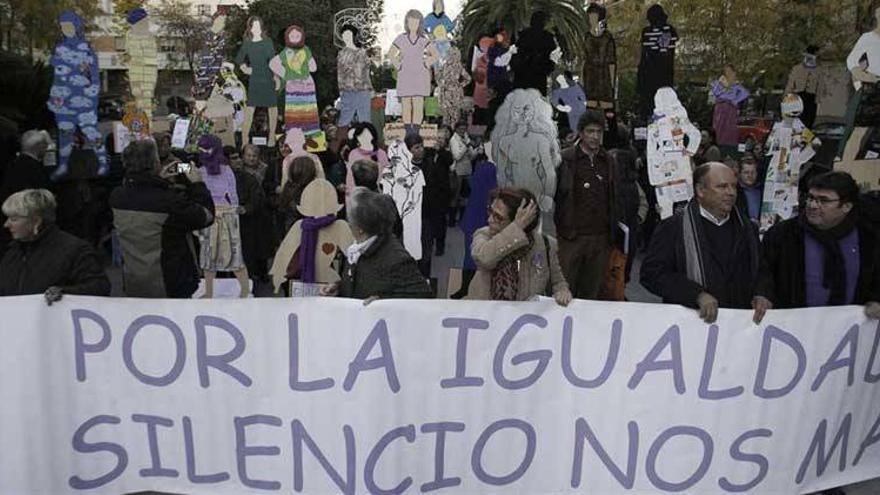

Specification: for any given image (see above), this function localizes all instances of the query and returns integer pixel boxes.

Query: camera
[176,162,192,174]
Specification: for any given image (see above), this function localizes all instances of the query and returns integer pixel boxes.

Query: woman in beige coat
[467,187,572,305]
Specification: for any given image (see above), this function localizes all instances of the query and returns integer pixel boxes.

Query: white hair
[20,130,50,156]
[1,189,57,224]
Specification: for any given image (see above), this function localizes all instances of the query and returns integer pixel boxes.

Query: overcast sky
[379,0,463,48]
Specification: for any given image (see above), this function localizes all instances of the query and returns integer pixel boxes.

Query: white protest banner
[1,296,878,494]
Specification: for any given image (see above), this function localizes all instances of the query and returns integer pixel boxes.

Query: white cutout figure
[647,87,701,219]
[760,94,821,233]
[381,140,425,260]
[490,89,560,210]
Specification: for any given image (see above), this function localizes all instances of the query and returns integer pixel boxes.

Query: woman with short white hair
[0,189,110,303]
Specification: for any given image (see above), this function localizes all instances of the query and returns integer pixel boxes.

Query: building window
[196,4,211,16]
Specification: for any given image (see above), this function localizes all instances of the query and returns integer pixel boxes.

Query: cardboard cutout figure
[121,101,150,141]
[346,122,389,194]
[337,24,376,127]
[491,89,560,210]
[437,46,472,125]
[583,3,617,111]
[270,25,322,151]
[424,0,455,38]
[637,4,678,118]
[270,179,354,294]
[280,128,326,191]
[218,62,247,133]
[647,87,700,219]
[235,16,279,146]
[785,45,823,128]
[381,140,426,260]
[836,6,880,191]
[711,65,750,149]
[48,11,108,179]
[471,36,494,123]
[509,11,557,96]
[123,8,158,121]
[760,94,821,233]
[388,10,439,126]
[550,72,587,132]
[193,10,228,110]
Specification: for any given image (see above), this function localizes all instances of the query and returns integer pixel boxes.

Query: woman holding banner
[0,189,110,303]
[467,187,572,306]
[320,188,431,303]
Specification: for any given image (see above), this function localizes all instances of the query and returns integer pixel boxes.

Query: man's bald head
[694,162,738,219]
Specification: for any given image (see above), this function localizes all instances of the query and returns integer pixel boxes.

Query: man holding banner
[642,162,763,323]
[756,171,880,320]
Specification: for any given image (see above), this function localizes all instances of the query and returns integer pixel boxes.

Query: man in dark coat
[555,110,625,299]
[754,171,880,322]
[0,130,52,257]
[110,140,215,298]
[641,162,763,323]
[406,133,451,277]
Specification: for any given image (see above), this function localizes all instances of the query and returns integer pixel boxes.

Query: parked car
[737,116,774,147]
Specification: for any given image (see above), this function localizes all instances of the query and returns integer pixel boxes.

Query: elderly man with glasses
[754,171,880,322]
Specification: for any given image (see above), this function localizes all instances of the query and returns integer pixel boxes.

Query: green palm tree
[458,0,588,63]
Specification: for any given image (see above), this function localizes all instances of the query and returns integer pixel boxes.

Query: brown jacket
[467,223,569,300]
[554,145,623,243]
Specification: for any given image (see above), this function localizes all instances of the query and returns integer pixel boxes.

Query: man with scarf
[754,172,880,322]
[641,162,762,324]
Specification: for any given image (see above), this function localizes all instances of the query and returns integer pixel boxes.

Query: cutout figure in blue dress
[48,11,108,179]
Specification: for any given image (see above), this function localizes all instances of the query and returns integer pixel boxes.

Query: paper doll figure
[785,45,823,128]
[647,87,701,219]
[387,10,439,126]
[509,11,557,96]
[836,6,880,179]
[470,36,494,124]
[218,62,247,133]
[270,179,354,294]
[711,65,749,151]
[278,128,326,197]
[193,8,229,111]
[121,102,150,141]
[490,89,560,210]
[759,94,821,233]
[430,24,452,71]
[270,25,322,150]
[424,0,455,38]
[437,46,472,125]
[236,16,279,146]
[637,4,678,118]
[346,123,389,195]
[337,24,375,128]
[48,11,108,179]
[583,3,617,111]
[550,72,587,132]
[123,8,158,121]
[381,140,426,260]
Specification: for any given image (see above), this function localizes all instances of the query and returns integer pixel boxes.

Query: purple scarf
[299,215,337,283]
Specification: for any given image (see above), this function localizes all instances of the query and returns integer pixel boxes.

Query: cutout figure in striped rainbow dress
[269,25,321,145]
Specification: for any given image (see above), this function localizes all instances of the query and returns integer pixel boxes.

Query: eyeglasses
[805,194,841,206]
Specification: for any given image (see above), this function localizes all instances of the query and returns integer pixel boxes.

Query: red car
[737,116,774,147]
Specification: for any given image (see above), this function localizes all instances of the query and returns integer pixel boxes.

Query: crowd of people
[1,107,879,328]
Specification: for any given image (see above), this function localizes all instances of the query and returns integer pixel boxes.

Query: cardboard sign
[383,123,439,149]
[170,119,190,149]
